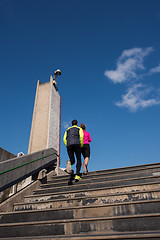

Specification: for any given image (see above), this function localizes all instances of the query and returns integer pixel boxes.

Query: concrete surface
[0,148,16,162]
[0,148,57,192]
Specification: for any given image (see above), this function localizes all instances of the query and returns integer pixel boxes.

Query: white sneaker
[66,160,72,173]
[82,163,88,175]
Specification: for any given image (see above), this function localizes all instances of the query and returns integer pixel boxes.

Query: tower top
[51,69,62,91]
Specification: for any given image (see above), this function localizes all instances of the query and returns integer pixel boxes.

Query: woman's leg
[82,144,90,174]
[84,157,89,166]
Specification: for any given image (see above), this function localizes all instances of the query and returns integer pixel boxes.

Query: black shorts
[81,144,90,158]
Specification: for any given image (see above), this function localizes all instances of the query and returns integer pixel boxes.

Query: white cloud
[149,64,160,74]
[116,84,160,112]
[119,47,153,60]
[62,121,70,129]
[104,46,160,112]
[104,47,153,83]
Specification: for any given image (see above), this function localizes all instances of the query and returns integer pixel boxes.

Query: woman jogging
[80,123,92,174]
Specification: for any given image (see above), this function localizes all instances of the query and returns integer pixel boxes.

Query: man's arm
[63,131,67,146]
[79,128,84,147]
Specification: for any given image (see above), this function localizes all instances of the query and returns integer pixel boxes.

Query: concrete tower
[28,74,61,165]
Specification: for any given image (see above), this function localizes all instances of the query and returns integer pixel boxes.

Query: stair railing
[0,148,58,192]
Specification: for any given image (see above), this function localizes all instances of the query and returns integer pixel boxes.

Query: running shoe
[75,175,82,182]
[66,160,72,174]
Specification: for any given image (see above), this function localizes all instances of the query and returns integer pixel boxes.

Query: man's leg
[74,144,82,176]
[67,145,75,165]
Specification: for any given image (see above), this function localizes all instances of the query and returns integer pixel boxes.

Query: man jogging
[63,120,83,181]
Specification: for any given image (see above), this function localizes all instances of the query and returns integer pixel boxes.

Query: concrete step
[0,214,160,238]
[2,199,160,223]
[42,170,160,189]
[1,231,160,239]
[33,176,160,195]
[53,162,160,182]
[1,164,160,239]
[24,181,160,203]
[50,165,160,184]
[14,189,160,211]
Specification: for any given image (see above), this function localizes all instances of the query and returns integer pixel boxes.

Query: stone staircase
[0,162,160,239]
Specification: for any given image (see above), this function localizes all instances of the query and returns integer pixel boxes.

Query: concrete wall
[0,169,56,212]
[0,148,16,162]
[28,77,61,165]
[0,148,57,191]
[0,148,57,203]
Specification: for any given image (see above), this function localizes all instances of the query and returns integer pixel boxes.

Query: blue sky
[0,0,160,172]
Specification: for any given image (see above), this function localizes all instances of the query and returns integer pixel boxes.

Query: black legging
[67,144,81,175]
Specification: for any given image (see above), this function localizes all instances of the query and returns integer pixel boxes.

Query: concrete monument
[28,73,61,165]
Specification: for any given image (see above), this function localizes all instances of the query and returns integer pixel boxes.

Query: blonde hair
[80,123,86,130]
